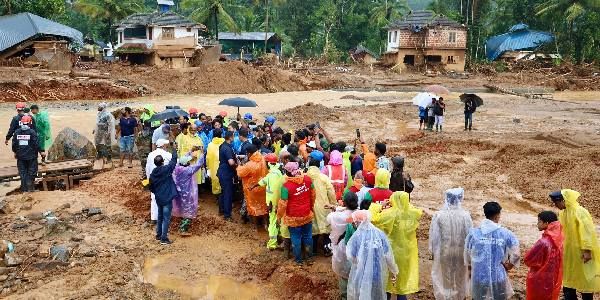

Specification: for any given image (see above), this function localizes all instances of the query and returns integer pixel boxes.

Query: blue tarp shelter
[485,24,554,61]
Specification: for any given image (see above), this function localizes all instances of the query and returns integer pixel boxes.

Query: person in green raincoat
[30,105,51,164]
[550,189,600,299]
[138,105,159,172]
[370,191,422,300]
[140,105,160,129]
[342,146,353,189]
[255,153,284,250]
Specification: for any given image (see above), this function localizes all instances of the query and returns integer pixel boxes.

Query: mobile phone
[356,129,361,138]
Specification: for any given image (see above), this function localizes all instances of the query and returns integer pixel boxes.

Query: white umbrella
[412,92,438,108]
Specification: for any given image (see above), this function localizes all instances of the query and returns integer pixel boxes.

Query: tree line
[1,0,598,64]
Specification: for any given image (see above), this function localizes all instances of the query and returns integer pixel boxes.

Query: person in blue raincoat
[464,201,520,300]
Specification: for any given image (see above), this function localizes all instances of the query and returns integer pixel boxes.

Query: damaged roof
[219,32,280,41]
[351,45,379,58]
[387,10,464,31]
[485,23,554,61]
[117,11,205,29]
[0,12,83,52]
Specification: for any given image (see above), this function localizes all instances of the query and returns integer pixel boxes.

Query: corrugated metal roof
[0,12,83,52]
[387,10,463,30]
[157,0,175,5]
[218,32,279,41]
[485,23,554,61]
[117,11,205,28]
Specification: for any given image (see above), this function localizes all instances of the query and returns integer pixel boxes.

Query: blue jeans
[218,174,234,218]
[156,203,173,241]
[465,111,473,129]
[289,222,313,263]
[119,135,135,153]
[17,159,38,192]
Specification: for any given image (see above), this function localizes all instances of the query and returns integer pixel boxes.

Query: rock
[37,244,50,258]
[77,244,97,257]
[91,214,104,222]
[24,212,43,221]
[513,118,521,124]
[0,275,7,282]
[20,202,32,211]
[32,261,68,271]
[83,207,102,216]
[0,267,9,275]
[49,245,70,263]
[4,254,22,267]
[11,223,28,230]
[57,203,71,211]
[0,199,9,214]
[70,235,84,242]
[47,127,96,161]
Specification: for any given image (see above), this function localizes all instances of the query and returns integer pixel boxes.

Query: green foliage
[0,0,66,19]
[494,61,507,72]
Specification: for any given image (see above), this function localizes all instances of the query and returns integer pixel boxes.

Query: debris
[32,261,68,271]
[57,203,71,211]
[0,199,8,214]
[4,254,22,267]
[49,245,70,263]
[83,207,102,217]
[24,212,43,221]
[0,275,7,281]
[91,214,105,222]
[77,244,97,257]
[11,223,28,230]
[513,118,521,124]
[70,235,84,242]
[0,267,9,275]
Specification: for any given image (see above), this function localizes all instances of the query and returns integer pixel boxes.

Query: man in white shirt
[146,139,172,223]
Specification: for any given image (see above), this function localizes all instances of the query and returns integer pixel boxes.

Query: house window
[187,28,192,32]
[448,32,457,43]
[388,31,392,43]
[393,31,398,43]
[447,56,457,64]
[162,27,175,39]
[123,26,146,39]
[148,27,153,40]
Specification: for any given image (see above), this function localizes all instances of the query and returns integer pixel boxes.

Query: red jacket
[524,221,564,300]
[278,175,314,227]
[367,188,393,204]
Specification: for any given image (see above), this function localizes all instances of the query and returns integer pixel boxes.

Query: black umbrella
[218,97,258,114]
[149,108,189,122]
[459,93,484,107]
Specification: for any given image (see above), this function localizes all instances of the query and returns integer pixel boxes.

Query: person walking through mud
[464,96,476,131]
[30,105,51,165]
[5,102,35,145]
[434,97,446,132]
[550,190,600,300]
[149,147,179,245]
[93,103,114,169]
[172,147,204,235]
[12,115,39,193]
[116,107,138,168]
[217,130,237,221]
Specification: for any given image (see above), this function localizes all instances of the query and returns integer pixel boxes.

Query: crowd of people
[5,101,600,299]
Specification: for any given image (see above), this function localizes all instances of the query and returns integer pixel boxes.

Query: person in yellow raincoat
[206,129,224,198]
[370,191,422,299]
[237,144,268,228]
[256,153,284,249]
[306,152,337,256]
[177,124,204,185]
[550,189,600,299]
[140,104,161,129]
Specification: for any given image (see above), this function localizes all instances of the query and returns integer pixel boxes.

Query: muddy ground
[0,85,599,299]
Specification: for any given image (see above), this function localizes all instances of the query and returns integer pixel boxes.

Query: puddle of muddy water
[143,255,260,299]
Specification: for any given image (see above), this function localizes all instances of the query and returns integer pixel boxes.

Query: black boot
[283,239,291,259]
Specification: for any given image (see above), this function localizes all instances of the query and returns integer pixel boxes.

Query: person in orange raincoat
[237,144,268,227]
[524,210,564,300]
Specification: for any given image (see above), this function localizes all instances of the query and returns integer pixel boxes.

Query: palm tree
[181,0,239,39]
[537,0,599,22]
[251,0,286,53]
[370,0,409,28]
[74,0,144,42]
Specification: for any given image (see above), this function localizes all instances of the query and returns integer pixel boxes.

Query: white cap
[307,141,317,148]
[156,139,169,147]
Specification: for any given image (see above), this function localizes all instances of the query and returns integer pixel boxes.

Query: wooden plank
[0,159,93,180]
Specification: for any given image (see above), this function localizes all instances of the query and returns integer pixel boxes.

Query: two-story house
[114,3,207,68]
[383,11,467,72]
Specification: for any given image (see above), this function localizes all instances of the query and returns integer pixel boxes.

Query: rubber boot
[303,244,314,265]
[283,239,291,259]
[439,125,443,132]
[435,125,439,132]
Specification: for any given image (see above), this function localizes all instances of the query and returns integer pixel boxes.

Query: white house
[114,10,206,67]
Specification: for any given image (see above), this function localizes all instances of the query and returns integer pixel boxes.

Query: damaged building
[114,2,218,68]
[382,10,467,72]
[0,12,83,70]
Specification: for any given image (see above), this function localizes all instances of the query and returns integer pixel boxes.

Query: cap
[264,153,278,164]
[156,139,169,147]
[244,113,253,120]
[309,150,324,162]
[219,111,228,117]
[345,145,355,153]
[20,115,32,124]
[549,191,563,201]
[265,115,276,124]
[189,108,198,114]
[16,102,26,110]
[307,141,317,149]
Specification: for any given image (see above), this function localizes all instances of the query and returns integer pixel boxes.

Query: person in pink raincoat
[322,150,348,203]
[172,147,204,235]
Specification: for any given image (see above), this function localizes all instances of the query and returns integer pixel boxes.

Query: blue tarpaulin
[485,24,554,61]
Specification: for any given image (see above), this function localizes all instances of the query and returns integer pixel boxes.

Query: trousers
[156,202,173,241]
[218,174,234,218]
[563,287,593,300]
[289,222,313,263]
[267,210,279,249]
[17,159,38,192]
[465,111,473,129]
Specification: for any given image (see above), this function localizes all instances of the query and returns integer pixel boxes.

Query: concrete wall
[391,48,465,72]
[116,26,200,49]
[387,27,467,51]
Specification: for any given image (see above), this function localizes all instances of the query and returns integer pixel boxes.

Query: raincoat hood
[375,169,391,189]
[144,104,155,114]
[249,151,263,163]
[363,153,377,173]
[329,150,343,166]
[562,189,581,209]
[390,191,410,211]
[543,221,563,249]
[285,174,305,184]
[480,218,502,235]
[306,166,321,178]
[444,188,464,210]
[211,137,225,146]
[268,162,281,171]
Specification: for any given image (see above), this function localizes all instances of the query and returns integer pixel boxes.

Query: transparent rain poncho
[327,207,355,279]
[346,210,399,300]
[429,188,473,300]
[464,218,520,299]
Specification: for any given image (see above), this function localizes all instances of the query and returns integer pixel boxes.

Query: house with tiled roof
[383,10,467,72]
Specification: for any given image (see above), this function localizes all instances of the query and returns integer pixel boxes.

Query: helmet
[265,115,276,124]
[264,153,278,164]
[219,111,228,117]
[189,108,199,115]
[20,115,32,124]
[16,102,26,110]
[244,113,253,120]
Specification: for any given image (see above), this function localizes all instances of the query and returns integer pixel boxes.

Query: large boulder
[47,127,96,161]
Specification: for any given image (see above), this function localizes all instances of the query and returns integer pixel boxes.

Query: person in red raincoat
[524,211,564,300]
